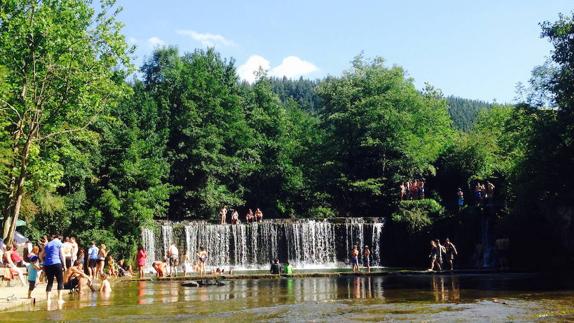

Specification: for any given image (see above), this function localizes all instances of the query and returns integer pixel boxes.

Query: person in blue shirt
[44,235,66,304]
[88,241,99,279]
[27,255,41,299]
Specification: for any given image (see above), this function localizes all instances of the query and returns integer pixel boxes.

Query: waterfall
[141,227,156,270]
[142,218,384,270]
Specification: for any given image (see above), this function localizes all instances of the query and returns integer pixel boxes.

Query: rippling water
[5,273,574,321]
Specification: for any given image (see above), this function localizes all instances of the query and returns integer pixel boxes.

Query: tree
[142,48,254,220]
[0,0,132,243]
[316,56,454,216]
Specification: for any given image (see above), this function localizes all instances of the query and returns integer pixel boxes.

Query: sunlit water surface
[5,273,574,321]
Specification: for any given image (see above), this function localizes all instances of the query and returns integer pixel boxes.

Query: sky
[116,0,573,103]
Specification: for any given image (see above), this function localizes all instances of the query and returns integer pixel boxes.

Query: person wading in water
[351,245,360,273]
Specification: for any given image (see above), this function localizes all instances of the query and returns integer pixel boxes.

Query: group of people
[429,238,458,271]
[400,180,425,200]
[220,207,264,225]
[350,245,373,273]
[1,235,116,304]
[141,243,211,279]
[473,181,495,205]
[269,258,294,275]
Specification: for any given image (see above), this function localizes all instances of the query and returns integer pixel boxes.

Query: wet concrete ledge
[130,268,503,282]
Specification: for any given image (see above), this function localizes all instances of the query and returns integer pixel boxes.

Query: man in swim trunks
[351,245,360,273]
[167,243,179,277]
[363,245,371,272]
[64,260,94,294]
[152,260,166,278]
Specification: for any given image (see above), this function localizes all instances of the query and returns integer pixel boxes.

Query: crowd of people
[220,207,264,224]
[400,180,425,200]
[0,235,119,304]
[428,238,458,271]
[142,243,214,279]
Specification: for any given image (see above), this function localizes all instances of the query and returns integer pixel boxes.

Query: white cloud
[237,55,271,84]
[270,56,318,79]
[237,55,319,83]
[177,30,235,47]
[147,36,166,48]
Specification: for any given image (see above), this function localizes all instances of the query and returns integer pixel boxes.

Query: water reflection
[432,275,460,303]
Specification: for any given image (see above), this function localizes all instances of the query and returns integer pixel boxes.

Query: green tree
[316,56,454,216]
[0,0,132,243]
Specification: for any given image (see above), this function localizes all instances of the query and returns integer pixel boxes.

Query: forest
[1,1,573,267]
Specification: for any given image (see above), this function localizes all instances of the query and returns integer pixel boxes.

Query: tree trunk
[2,130,33,244]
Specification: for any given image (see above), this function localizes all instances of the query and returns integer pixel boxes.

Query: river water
[4,273,574,321]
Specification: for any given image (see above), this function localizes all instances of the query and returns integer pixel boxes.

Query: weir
[141,218,384,270]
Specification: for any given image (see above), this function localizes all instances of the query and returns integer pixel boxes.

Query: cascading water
[142,218,384,270]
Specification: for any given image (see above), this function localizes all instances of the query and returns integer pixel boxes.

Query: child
[26,255,41,299]
[99,274,112,293]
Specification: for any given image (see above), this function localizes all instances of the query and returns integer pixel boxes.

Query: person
[270,258,281,274]
[152,260,166,278]
[64,260,94,294]
[485,181,495,201]
[457,188,464,210]
[363,245,371,272]
[419,180,425,199]
[26,255,41,299]
[351,245,360,273]
[88,242,99,279]
[70,236,79,265]
[220,206,228,224]
[444,238,458,271]
[283,262,293,275]
[76,248,85,267]
[4,244,26,286]
[106,255,117,277]
[246,209,254,223]
[23,240,32,262]
[474,182,483,204]
[99,273,112,293]
[44,235,66,304]
[197,247,208,276]
[399,182,406,200]
[118,259,133,277]
[428,240,442,271]
[167,243,179,277]
[231,209,239,224]
[435,239,446,267]
[9,244,25,267]
[62,237,73,269]
[136,245,147,278]
[255,208,263,222]
[96,244,108,276]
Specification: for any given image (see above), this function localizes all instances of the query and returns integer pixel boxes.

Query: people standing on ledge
[351,245,360,273]
[270,258,281,274]
[219,206,228,224]
[444,238,458,271]
[457,188,464,210]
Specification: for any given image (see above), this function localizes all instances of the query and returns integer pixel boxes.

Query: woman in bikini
[197,246,208,276]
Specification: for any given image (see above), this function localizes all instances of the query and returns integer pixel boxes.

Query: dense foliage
[1,1,573,267]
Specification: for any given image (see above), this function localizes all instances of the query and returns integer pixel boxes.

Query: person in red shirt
[136,244,147,278]
[10,245,24,266]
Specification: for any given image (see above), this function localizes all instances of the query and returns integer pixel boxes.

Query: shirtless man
[152,260,166,278]
[167,243,179,277]
[255,208,263,222]
[64,261,94,294]
[363,245,371,272]
[351,245,360,273]
[219,206,228,224]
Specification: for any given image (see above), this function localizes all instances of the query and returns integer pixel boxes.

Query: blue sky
[117,0,572,102]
